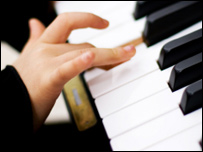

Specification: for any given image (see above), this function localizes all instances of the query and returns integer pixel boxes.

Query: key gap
[140,122,202,151]
[96,68,159,99]
[109,107,179,140]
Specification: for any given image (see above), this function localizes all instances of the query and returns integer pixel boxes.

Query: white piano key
[84,43,147,84]
[95,67,172,118]
[84,68,106,82]
[143,124,202,151]
[111,108,202,151]
[87,17,146,48]
[71,2,136,44]
[88,51,159,99]
[83,42,147,83]
[55,1,130,16]
[103,87,185,139]
[87,21,202,98]
[54,2,203,151]
[55,1,136,44]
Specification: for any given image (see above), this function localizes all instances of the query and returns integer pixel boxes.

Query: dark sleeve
[1,66,33,139]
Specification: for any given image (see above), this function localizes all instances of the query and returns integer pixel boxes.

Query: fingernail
[123,45,135,52]
[81,52,93,63]
[103,19,109,25]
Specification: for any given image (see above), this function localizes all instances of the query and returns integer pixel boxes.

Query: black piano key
[133,1,175,19]
[180,80,202,115]
[169,52,202,92]
[143,1,202,46]
[158,29,202,70]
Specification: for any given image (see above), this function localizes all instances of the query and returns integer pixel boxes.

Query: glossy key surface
[180,80,202,115]
[158,29,202,70]
[143,1,202,46]
[169,53,202,91]
[133,1,175,19]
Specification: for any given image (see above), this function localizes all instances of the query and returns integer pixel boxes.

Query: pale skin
[13,12,136,131]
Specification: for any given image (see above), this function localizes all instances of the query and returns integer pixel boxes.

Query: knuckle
[78,48,91,55]
[56,67,67,81]
[111,48,121,59]
[56,13,65,22]
[57,13,72,28]
[57,13,69,20]
[78,49,86,55]
[82,43,95,48]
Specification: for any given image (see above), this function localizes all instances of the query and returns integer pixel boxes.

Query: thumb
[28,18,46,42]
[22,19,46,52]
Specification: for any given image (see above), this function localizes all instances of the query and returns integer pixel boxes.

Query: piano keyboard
[56,1,202,151]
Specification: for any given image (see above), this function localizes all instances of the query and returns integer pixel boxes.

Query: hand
[13,12,136,131]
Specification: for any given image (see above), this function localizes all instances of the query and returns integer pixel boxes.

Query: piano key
[89,53,159,98]
[55,2,202,151]
[180,80,202,115]
[103,87,185,139]
[88,17,146,48]
[84,68,106,82]
[143,1,202,46]
[58,1,136,44]
[169,53,202,91]
[133,1,175,19]
[95,67,172,118]
[87,21,202,98]
[158,29,202,70]
[143,124,202,151]
[110,108,202,151]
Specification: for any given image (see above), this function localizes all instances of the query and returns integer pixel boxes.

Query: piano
[57,1,202,151]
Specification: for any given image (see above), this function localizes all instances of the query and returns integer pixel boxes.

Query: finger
[58,45,136,67]
[28,18,46,43]
[65,43,95,52]
[50,51,95,87]
[40,12,109,43]
[93,46,136,66]
[44,43,95,56]
[23,18,46,51]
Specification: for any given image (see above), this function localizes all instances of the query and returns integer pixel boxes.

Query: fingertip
[97,19,109,29]
[123,45,136,52]
[81,51,95,64]
[101,19,109,28]
[115,46,136,61]
[28,18,43,30]
[28,18,45,39]
[28,18,36,32]
[122,45,136,57]
[115,45,136,58]
[89,13,109,29]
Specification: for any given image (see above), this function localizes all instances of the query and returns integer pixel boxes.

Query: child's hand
[13,12,136,131]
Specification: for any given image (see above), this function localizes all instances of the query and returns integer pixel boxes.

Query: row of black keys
[162,30,202,115]
[133,1,202,116]
[160,29,202,92]
[133,1,202,148]
[134,1,202,46]
[167,33,202,115]
[160,29,202,116]
[159,29,202,116]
